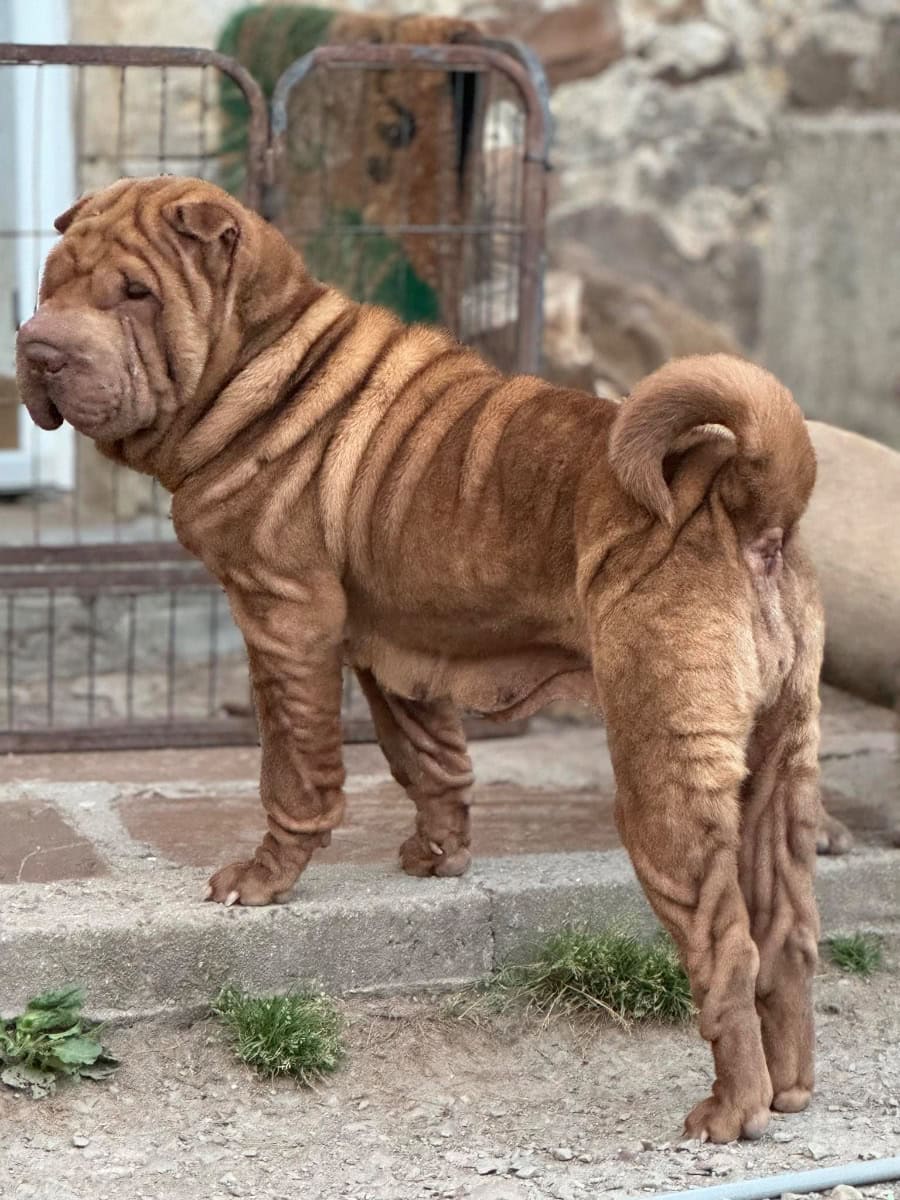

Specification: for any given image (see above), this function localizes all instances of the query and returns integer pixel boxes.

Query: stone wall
[64,0,900,444]
[544,0,900,445]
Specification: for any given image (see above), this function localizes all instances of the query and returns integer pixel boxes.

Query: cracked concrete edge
[0,848,897,1021]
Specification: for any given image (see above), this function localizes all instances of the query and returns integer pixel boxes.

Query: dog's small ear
[163,199,239,251]
[54,192,95,234]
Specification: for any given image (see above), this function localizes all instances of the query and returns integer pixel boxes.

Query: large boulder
[803,422,900,709]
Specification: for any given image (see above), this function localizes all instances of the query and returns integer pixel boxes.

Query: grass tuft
[827,933,883,977]
[452,926,694,1027]
[213,986,344,1081]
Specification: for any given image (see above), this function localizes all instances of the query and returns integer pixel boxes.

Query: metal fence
[0,39,550,752]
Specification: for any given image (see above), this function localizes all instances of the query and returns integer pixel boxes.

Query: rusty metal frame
[0,38,546,753]
[0,42,272,210]
[269,41,550,374]
[0,42,270,753]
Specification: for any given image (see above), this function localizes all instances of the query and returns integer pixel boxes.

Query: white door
[0,0,76,494]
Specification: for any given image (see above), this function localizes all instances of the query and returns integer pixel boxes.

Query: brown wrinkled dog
[18,177,825,1142]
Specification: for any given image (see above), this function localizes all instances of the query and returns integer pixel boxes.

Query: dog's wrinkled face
[16,177,252,446]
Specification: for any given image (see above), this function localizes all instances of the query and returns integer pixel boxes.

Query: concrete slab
[0,797,105,883]
[115,781,620,870]
[0,867,495,1017]
[0,685,895,1018]
[762,114,900,447]
[0,847,897,1020]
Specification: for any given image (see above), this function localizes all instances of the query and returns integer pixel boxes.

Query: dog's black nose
[22,340,67,374]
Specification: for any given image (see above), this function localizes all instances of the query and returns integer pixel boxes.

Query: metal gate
[0,39,550,753]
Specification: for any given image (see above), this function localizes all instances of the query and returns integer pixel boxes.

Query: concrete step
[0,686,896,1018]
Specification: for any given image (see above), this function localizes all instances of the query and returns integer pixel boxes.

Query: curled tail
[608,353,816,533]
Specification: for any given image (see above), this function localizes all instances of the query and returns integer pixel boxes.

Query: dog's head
[16,176,298,451]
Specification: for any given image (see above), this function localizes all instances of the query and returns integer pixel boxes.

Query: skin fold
[17,176,841,1141]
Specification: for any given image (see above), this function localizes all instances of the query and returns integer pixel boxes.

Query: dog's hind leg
[595,612,773,1143]
[356,670,474,877]
[740,581,823,1116]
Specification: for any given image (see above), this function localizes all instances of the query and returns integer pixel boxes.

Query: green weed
[0,985,118,1098]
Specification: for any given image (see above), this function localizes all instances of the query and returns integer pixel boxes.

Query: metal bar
[46,588,55,725]
[125,593,137,723]
[85,593,97,724]
[0,566,215,592]
[166,588,178,721]
[74,63,86,192]
[0,541,197,565]
[4,595,13,730]
[207,589,220,718]
[0,43,270,210]
[198,64,208,178]
[115,64,126,177]
[0,718,260,754]
[158,63,168,170]
[0,715,527,754]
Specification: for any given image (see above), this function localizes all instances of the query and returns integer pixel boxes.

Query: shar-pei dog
[19,176,829,1142]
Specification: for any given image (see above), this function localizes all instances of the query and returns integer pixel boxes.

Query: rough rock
[485,2,624,88]
[642,20,736,81]
[762,115,900,448]
[543,258,740,398]
[802,422,900,708]
[786,13,881,109]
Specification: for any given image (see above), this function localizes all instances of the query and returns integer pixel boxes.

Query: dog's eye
[124,279,152,300]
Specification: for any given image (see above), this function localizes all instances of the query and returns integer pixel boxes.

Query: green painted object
[216,6,440,324]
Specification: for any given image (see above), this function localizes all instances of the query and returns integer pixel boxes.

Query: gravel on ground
[2,968,898,1200]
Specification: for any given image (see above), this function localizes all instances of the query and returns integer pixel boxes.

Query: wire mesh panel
[268,42,550,374]
[0,40,545,753]
[0,44,268,752]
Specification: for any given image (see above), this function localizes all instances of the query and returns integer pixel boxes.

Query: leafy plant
[827,933,884,977]
[451,925,695,1027]
[0,986,119,1098]
[213,985,344,1081]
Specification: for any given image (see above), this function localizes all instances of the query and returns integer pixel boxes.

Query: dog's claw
[429,841,444,856]
[225,890,240,907]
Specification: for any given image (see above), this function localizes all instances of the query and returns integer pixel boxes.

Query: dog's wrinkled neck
[127,250,323,492]
[160,276,357,493]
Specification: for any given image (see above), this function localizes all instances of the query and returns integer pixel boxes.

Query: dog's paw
[205,860,294,906]
[816,810,853,856]
[399,834,472,879]
[771,1086,811,1114]
[683,1096,770,1144]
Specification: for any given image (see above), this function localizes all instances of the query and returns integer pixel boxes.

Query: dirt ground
[1,969,897,1200]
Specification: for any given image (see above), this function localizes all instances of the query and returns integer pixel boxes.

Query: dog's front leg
[206,572,347,906]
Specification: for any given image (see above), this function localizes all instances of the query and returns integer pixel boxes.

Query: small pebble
[552,1147,575,1161]
[804,1144,831,1161]
[829,1188,864,1200]
[513,1165,539,1180]
[71,1135,90,1149]
[476,1159,510,1176]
